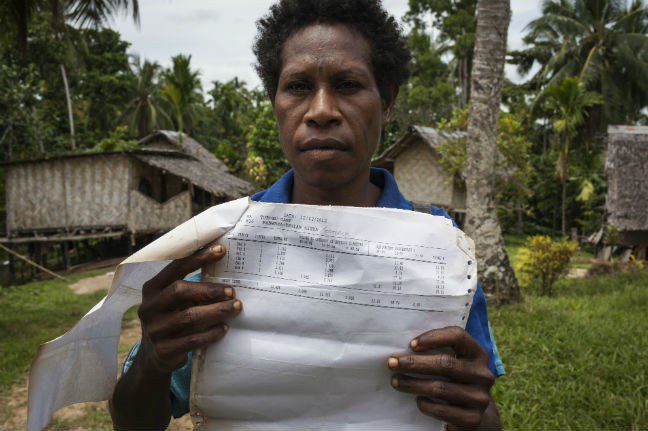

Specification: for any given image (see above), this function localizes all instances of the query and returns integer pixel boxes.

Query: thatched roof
[135,131,255,199]
[605,125,648,232]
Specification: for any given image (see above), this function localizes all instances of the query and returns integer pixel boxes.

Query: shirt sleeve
[120,341,193,418]
[427,205,505,377]
[465,283,506,377]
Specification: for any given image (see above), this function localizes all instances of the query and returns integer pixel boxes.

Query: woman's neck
[291,170,382,207]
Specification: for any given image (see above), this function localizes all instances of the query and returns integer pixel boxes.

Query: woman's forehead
[280,23,372,75]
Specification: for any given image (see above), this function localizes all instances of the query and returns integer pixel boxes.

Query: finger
[416,396,484,428]
[391,375,491,410]
[146,281,234,313]
[387,355,494,387]
[155,324,229,363]
[410,326,486,360]
[147,299,242,339]
[143,243,227,294]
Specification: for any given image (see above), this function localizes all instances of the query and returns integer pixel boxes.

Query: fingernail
[233,300,242,311]
[391,376,399,388]
[387,357,399,369]
[224,287,234,298]
[410,339,419,350]
[223,324,229,332]
[212,245,224,255]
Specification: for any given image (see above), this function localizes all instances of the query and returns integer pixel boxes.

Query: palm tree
[161,54,203,141]
[5,0,140,149]
[465,0,520,301]
[542,77,603,236]
[7,0,139,50]
[123,56,164,138]
[513,0,648,131]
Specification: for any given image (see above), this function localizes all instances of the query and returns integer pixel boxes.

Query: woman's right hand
[136,243,242,374]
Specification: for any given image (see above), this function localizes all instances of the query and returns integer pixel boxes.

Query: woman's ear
[381,85,399,124]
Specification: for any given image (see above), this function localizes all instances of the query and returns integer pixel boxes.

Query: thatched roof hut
[373,126,467,212]
[3,131,254,244]
[605,125,648,246]
[135,131,253,199]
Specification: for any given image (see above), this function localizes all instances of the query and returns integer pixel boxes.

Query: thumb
[143,242,227,292]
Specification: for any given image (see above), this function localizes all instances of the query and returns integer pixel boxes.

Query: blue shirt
[122,167,505,418]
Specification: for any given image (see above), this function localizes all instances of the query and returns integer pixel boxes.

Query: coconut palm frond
[67,0,140,29]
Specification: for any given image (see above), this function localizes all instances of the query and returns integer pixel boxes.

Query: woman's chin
[295,166,357,191]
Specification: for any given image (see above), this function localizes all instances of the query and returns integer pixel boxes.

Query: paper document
[191,203,476,430]
[27,198,477,431]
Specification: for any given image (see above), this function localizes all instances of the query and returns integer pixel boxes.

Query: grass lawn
[0,271,104,393]
[1,263,646,429]
[0,271,137,395]
[491,270,648,429]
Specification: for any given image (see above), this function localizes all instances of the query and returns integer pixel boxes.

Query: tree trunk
[460,58,469,107]
[560,133,569,237]
[561,175,567,237]
[0,124,12,159]
[60,64,76,150]
[464,0,519,302]
[32,106,46,154]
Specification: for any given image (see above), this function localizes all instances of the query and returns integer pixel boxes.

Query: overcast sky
[112,0,542,90]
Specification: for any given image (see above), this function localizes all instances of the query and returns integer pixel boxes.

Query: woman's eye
[338,81,361,92]
[287,82,310,92]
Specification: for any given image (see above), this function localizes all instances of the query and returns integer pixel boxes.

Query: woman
[110,1,504,429]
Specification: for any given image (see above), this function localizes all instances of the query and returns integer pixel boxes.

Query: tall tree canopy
[161,54,204,140]
[406,0,477,105]
[541,76,603,236]
[512,0,648,130]
[123,56,164,138]
[6,0,139,53]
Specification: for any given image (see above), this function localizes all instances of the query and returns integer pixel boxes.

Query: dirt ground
[0,272,193,430]
[567,267,588,278]
[68,271,115,294]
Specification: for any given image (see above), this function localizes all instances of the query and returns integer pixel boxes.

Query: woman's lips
[299,138,349,152]
[298,138,350,161]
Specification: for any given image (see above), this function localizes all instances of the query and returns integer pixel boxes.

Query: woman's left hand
[387,326,495,428]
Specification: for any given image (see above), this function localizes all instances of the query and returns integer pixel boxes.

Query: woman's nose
[304,87,342,128]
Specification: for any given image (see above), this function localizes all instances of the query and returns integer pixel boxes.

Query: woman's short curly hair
[253,0,411,102]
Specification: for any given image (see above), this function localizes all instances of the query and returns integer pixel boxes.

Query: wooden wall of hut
[606,126,648,246]
[128,189,192,233]
[6,154,130,235]
[393,139,456,208]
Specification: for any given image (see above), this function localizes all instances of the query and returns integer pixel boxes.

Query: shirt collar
[251,167,413,210]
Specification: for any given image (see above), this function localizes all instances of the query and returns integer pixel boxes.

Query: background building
[604,125,648,259]
[2,131,254,282]
[373,126,467,224]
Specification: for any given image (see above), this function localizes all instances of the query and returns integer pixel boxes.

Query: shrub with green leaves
[516,235,577,295]
[92,125,137,152]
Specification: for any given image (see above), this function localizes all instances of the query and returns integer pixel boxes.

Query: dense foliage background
[1,0,646,239]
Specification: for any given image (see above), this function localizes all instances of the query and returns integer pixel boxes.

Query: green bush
[516,235,577,295]
[92,126,138,152]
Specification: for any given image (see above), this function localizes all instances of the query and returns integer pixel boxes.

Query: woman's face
[273,23,392,191]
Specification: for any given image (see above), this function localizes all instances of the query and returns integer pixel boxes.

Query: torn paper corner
[27,196,250,431]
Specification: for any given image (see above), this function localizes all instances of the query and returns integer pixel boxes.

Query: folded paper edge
[26,197,251,431]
